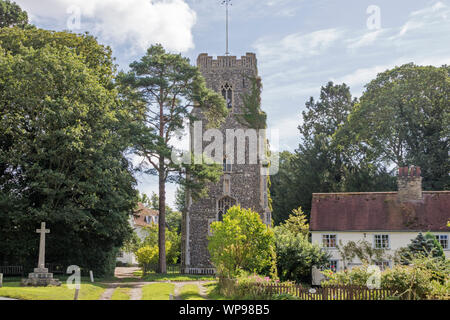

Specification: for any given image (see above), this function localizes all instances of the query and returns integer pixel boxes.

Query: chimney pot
[397,165,422,201]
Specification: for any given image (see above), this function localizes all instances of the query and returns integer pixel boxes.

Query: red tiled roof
[133,202,158,227]
[310,191,450,232]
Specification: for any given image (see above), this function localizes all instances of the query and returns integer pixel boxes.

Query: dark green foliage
[0,0,29,28]
[237,76,267,129]
[274,226,330,284]
[174,185,186,213]
[346,63,450,190]
[270,82,396,224]
[0,28,137,276]
[399,233,445,264]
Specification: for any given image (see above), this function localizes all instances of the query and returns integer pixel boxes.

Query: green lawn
[204,282,227,300]
[141,283,175,300]
[135,272,216,282]
[179,284,205,300]
[0,282,106,300]
[111,287,131,300]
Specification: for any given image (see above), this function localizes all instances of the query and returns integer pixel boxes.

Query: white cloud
[254,28,343,67]
[268,115,301,152]
[347,29,384,49]
[331,64,393,89]
[16,0,197,53]
[394,1,449,38]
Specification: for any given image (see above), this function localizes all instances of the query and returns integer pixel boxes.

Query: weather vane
[221,0,232,56]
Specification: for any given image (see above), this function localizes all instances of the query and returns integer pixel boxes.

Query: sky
[14,0,450,207]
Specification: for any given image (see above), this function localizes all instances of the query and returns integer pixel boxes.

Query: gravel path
[0,297,17,300]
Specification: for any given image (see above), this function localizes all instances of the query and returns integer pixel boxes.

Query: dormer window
[221,83,233,110]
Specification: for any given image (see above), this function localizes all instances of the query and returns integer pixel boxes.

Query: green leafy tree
[136,244,173,275]
[0,0,29,28]
[276,207,309,235]
[274,228,330,283]
[0,28,138,276]
[174,185,186,213]
[166,209,182,233]
[120,44,228,273]
[140,224,180,264]
[345,63,450,190]
[208,206,276,279]
[270,151,303,225]
[270,82,395,225]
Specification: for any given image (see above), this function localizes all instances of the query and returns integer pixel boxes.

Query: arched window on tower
[221,83,233,110]
[217,196,236,222]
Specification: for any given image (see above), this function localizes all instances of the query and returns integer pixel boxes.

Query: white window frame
[373,234,390,249]
[435,234,449,250]
[321,259,338,272]
[322,234,337,249]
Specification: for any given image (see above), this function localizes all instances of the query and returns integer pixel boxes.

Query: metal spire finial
[221,0,232,56]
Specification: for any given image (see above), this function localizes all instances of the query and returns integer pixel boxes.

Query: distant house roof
[310,191,450,232]
[133,202,158,227]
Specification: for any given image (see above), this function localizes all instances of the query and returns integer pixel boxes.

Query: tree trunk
[158,160,167,274]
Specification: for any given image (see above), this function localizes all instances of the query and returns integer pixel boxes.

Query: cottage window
[322,260,338,272]
[322,234,337,248]
[435,235,449,249]
[375,260,390,271]
[374,234,390,249]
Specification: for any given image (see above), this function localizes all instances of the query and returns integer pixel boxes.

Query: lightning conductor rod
[222,0,232,56]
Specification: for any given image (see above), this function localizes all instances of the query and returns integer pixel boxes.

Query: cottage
[310,166,449,283]
[116,202,159,265]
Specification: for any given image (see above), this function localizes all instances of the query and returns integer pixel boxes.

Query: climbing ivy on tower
[238,75,273,217]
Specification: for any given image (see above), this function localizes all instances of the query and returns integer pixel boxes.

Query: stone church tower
[181,53,272,274]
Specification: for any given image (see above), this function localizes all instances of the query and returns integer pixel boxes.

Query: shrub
[219,274,281,300]
[208,206,276,279]
[135,242,172,274]
[321,255,449,300]
[274,227,330,283]
[397,233,445,264]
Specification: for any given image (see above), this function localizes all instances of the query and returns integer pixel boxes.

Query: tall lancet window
[218,196,236,222]
[221,83,233,110]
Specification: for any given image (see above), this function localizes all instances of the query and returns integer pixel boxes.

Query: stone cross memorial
[36,222,50,270]
[21,222,61,287]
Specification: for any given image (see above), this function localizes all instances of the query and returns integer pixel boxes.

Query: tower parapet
[197,53,257,70]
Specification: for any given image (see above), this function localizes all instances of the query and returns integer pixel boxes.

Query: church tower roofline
[197,53,257,70]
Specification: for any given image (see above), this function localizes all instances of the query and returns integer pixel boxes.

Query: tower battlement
[197,53,257,69]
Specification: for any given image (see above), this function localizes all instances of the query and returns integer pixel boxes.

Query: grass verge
[135,272,216,282]
[141,283,175,300]
[179,284,205,300]
[204,282,227,300]
[0,282,106,300]
[111,287,131,300]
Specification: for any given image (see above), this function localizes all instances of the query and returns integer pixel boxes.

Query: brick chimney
[397,166,422,201]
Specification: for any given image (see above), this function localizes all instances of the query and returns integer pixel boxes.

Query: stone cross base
[21,270,61,287]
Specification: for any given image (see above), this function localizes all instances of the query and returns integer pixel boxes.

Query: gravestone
[0,273,3,288]
[21,222,61,287]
